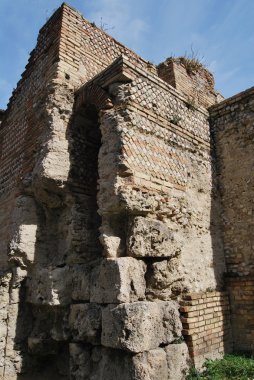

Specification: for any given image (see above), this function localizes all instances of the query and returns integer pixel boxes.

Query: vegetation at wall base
[187,354,254,380]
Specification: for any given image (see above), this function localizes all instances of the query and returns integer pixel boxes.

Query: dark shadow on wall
[209,99,254,355]
[209,122,233,355]
[210,134,227,289]
[12,262,69,379]
[66,103,103,265]
[13,103,103,378]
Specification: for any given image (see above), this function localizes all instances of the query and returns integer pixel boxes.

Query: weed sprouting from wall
[179,46,206,76]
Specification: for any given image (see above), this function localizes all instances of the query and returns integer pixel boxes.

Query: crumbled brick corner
[157,56,224,108]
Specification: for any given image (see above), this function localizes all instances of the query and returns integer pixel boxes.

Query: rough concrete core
[0,2,252,379]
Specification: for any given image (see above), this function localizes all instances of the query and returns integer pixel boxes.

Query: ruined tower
[0,4,253,379]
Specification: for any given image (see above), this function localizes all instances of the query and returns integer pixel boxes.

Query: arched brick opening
[75,84,113,113]
[68,84,113,262]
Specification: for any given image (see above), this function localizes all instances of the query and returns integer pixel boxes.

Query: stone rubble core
[0,2,253,379]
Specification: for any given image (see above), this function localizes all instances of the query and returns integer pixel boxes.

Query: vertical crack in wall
[2,271,13,379]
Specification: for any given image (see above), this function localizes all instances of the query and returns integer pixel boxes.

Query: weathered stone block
[69,343,91,380]
[69,303,102,345]
[90,346,132,380]
[50,307,70,341]
[0,271,12,307]
[127,216,180,257]
[146,258,184,301]
[132,349,168,380]
[71,264,90,301]
[70,345,168,380]
[101,301,182,352]
[30,306,69,343]
[164,343,190,380]
[8,196,38,267]
[96,347,168,380]
[26,266,72,305]
[28,337,60,356]
[90,258,146,303]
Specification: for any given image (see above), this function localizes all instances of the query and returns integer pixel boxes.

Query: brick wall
[181,291,232,368]
[210,88,254,277]
[0,7,63,197]
[157,58,223,108]
[56,4,154,88]
[227,277,254,353]
[211,87,254,353]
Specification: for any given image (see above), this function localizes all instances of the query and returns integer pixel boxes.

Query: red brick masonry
[180,291,232,366]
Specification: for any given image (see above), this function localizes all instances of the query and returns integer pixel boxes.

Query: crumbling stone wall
[0,7,68,378]
[0,2,249,379]
[86,57,226,296]
[0,5,157,377]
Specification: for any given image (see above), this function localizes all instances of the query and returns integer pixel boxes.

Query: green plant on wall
[185,96,196,110]
[170,114,181,125]
[178,46,206,76]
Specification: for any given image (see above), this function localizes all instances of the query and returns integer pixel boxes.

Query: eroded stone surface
[29,306,70,345]
[69,303,102,345]
[127,216,181,258]
[8,196,38,268]
[70,345,168,380]
[69,343,91,380]
[132,349,168,380]
[146,258,185,301]
[101,301,182,352]
[71,264,91,301]
[164,343,190,380]
[26,266,72,305]
[90,258,146,304]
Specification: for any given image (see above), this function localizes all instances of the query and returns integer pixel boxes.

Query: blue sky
[0,0,253,109]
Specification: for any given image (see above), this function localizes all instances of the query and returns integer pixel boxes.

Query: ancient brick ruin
[0,3,253,379]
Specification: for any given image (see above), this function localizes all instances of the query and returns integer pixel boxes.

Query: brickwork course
[0,3,253,379]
